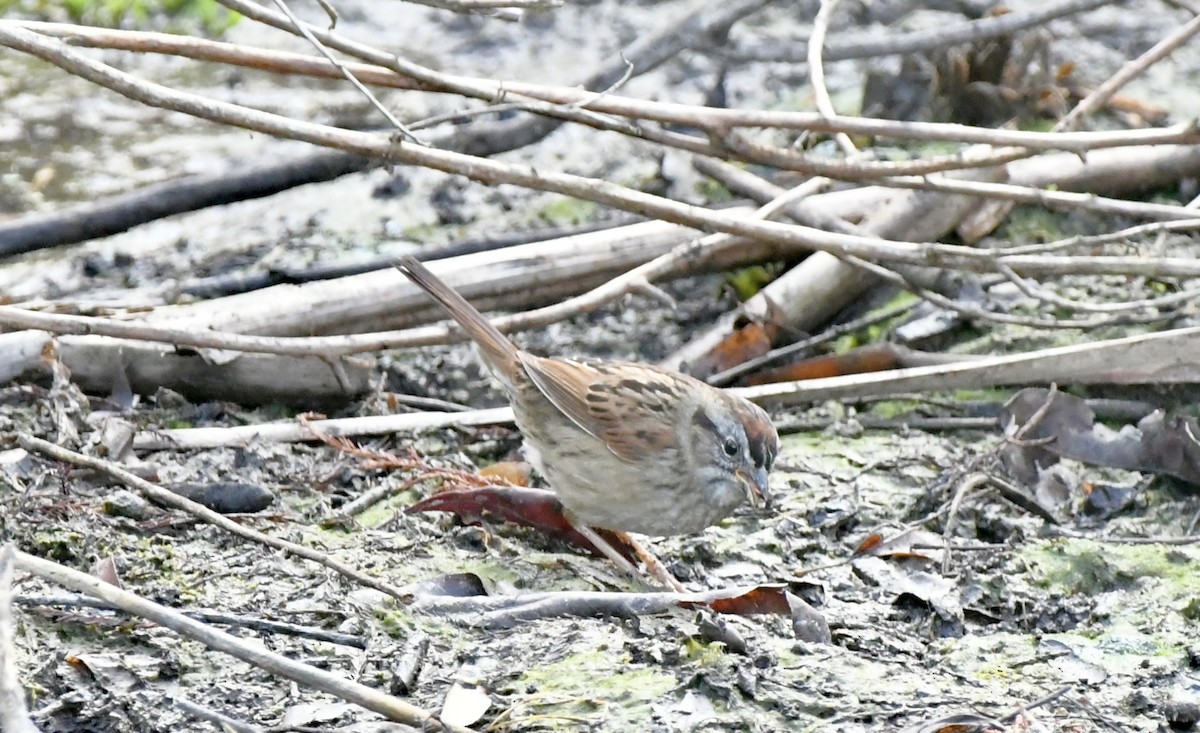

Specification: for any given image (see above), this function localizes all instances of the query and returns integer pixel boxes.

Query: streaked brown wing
[518,354,681,464]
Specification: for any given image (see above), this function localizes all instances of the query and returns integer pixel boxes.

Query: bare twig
[1059,10,1200,129]
[171,697,263,733]
[808,0,857,156]
[16,435,411,602]
[706,301,918,386]
[993,260,1200,315]
[267,0,422,143]
[14,593,368,648]
[409,584,794,629]
[872,173,1200,222]
[10,549,471,732]
[725,0,1115,63]
[132,406,516,451]
[941,474,991,574]
[8,19,1195,152]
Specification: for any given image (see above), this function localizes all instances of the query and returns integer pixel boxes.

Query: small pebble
[103,490,150,520]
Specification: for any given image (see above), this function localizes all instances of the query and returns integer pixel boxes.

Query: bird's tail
[395,256,522,377]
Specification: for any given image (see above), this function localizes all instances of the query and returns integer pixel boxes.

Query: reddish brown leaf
[853,533,884,556]
[406,486,634,561]
[702,585,792,615]
[689,319,778,380]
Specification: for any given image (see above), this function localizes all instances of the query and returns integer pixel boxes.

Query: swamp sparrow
[397,256,779,541]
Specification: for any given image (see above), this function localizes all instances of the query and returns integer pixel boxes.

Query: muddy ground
[3,1,1200,731]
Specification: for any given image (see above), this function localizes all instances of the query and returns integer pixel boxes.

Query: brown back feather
[519,354,681,464]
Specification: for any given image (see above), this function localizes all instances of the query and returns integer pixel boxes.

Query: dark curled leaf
[696,614,748,654]
[406,573,488,600]
[1081,482,1137,518]
[1000,388,1200,488]
[406,485,634,560]
[163,482,275,513]
[786,592,832,644]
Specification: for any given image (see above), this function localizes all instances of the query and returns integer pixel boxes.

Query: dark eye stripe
[692,409,719,436]
[748,433,778,470]
[748,440,765,469]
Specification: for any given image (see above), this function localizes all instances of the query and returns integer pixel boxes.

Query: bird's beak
[736,467,771,509]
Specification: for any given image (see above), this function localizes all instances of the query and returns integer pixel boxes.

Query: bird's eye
[722,438,739,457]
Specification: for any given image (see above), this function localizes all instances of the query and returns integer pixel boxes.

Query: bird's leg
[570,521,685,593]
[570,522,645,583]
[614,531,686,594]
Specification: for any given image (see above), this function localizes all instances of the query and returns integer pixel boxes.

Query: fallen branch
[14,593,368,649]
[132,406,515,450]
[16,435,411,602]
[5,23,1199,280]
[128,325,1200,448]
[408,580,828,640]
[10,548,470,732]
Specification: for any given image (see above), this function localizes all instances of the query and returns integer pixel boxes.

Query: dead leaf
[853,556,962,621]
[441,683,491,727]
[479,461,531,486]
[90,556,121,588]
[406,485,635,561]
[1001,387,1200,488]
[281,702,355,727]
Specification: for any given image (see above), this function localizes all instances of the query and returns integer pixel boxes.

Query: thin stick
[4,24,1200,280]
[170,696,264,733]
[1059,11,1200,129]
[267,0,422,143]
[941,474,991,574]
[10,549,470,732]
[808,0,858,156]
[16,435,410,602]
[14,593,368,648]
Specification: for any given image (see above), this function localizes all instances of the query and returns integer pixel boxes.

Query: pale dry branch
[723,0,1116,63]
[134,407,515,451]
[740,325,1200,405]
[7,19,1195,152]
[132,325,1200,448]
[881,174,1200,224]
[9,23,1200,282]
[1060,9,1200,129]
